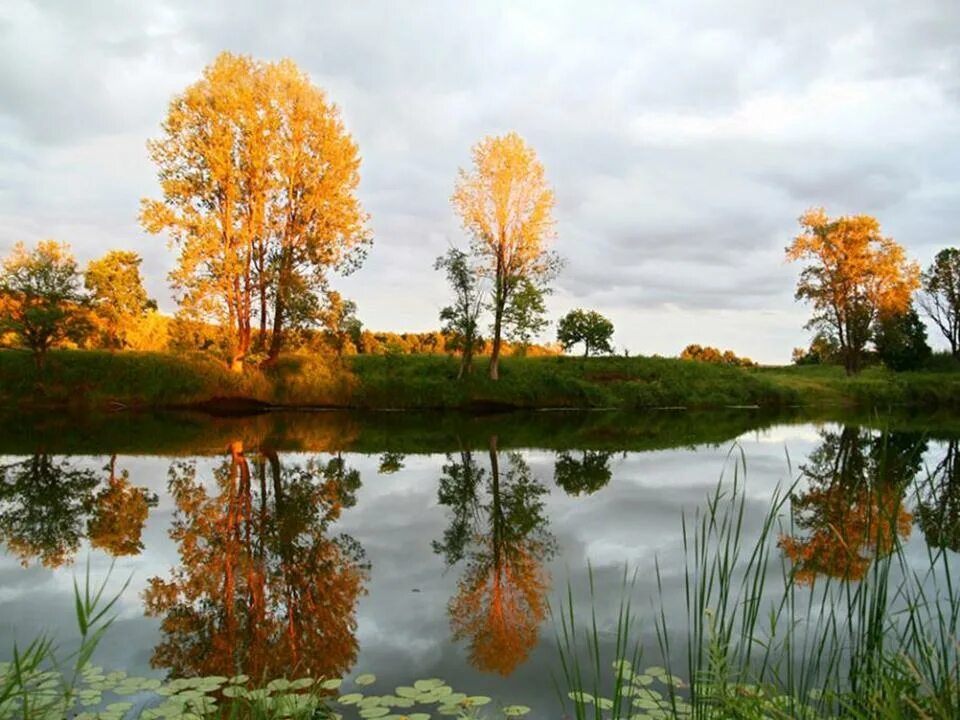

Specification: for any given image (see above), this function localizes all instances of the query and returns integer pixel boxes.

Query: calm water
[1,409,957,711]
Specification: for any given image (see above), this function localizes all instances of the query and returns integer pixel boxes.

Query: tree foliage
[680,344,755,367]
[85,250,156,349]
[785,208,920,375]
[452,132,560,380]
[502,277,549,356]
[141,52,370,371]
[0,240,89,367]
[557,309,615,357]
[435,248,485,379]
[920,247,960,359]
[873,305,931,371]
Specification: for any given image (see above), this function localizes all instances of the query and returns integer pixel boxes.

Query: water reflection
[553,450,614,496]
[0,454,154,567]
[143,442,368,680]
[779,426,925,584]
[916,439,960,552]
[434,437,556,675]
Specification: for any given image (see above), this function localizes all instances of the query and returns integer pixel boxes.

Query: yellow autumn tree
[785,208,920,375]
[141,52,369,371]
[452,133,559,380]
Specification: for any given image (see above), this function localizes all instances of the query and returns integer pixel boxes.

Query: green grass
[4,349,960,412]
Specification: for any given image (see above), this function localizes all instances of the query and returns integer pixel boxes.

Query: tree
[435,248,485,379]
[873,305,931,371]
[318,290,362,357]
[785,208,920,375]
[85,250,156,349]
[141,52,370,371]
[452,132,560,380]
[502,277,549,356]
[557,309,615,357]
[680,344,755,367]
[920,248,960,358]
[0,240,89,368]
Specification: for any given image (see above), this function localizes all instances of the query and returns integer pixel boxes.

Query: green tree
[873,305,931,371]
[0,240,89,368]
[452,132,561,380]
[557,309,615,357]
[435,248,485,379]
[85,250,156,349]
[920,248,960,359]
[502,277,549,356]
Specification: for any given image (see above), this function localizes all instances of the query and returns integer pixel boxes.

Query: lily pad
[357,673,378,686]
[503,705,531,716]
[360,707,391,719]
[414,679,445,691]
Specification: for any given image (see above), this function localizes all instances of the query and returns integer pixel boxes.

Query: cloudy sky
[2,1,959,363]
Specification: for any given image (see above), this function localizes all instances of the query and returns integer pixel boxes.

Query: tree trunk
[489,248,506,380]
[267,253,291,363]
[257,287,268,351]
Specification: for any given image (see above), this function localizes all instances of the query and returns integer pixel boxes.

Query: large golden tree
[141,52,370,371]
[452,133,558,380]
[786,208,920,375]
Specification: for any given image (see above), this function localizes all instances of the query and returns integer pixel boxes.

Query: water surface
[1,409,957,711]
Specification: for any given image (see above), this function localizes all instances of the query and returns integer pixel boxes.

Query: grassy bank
[3,349,960,412]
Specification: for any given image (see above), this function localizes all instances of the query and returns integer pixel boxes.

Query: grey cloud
[2,1,960,361]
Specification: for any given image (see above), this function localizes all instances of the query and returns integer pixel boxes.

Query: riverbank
[2,348,960,412]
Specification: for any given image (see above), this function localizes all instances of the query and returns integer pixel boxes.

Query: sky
[2,1,959,363]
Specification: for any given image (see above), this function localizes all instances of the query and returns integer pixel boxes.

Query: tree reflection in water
[553,450,613,496]
[143,442,368,681]
[434,437,556,675]
[0,453,153,567]
[779,426,925,584]
[916,439,960,553]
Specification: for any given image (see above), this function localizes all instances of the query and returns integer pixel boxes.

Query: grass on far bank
[2,348,960,412]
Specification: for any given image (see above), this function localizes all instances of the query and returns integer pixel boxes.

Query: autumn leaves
[785,209,921,375]
[141,53,369,371]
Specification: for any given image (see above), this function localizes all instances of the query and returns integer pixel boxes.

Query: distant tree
[791,332,840,366]
[680,344,755,367]
[873,305,931,371]
[141,52,370,371]
[502,278,549,356]
[452,132,561,380]
[0,240,89,368]
[786,208,920,375]
[557,309,615,357]
[436,248,485,379]
[319,290,362,357]
[920,248,960,359]
[85,250,156,349]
